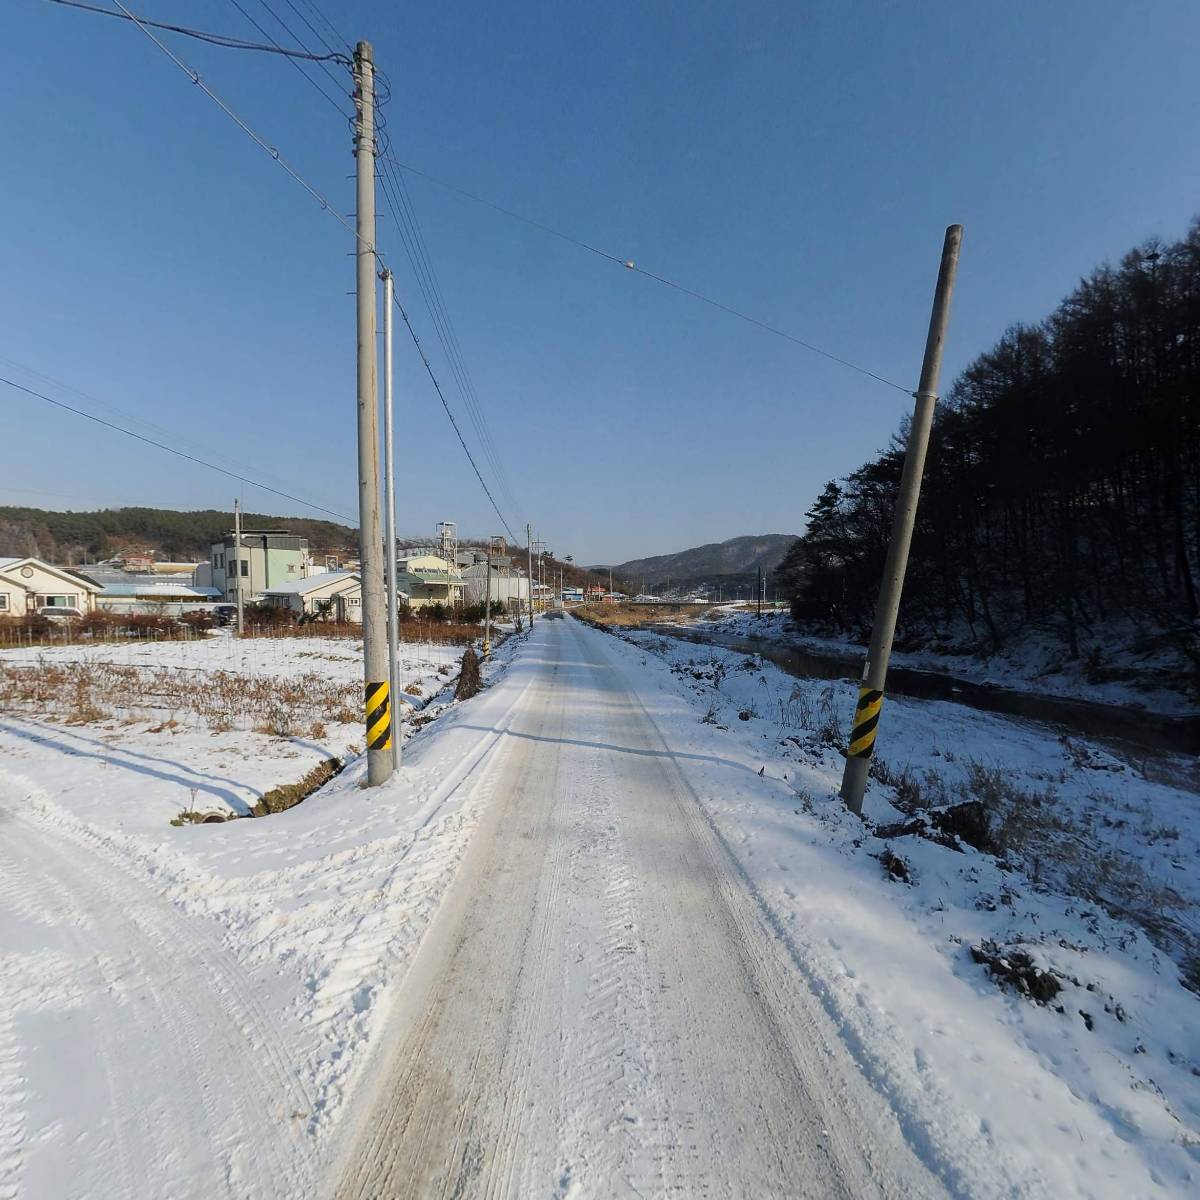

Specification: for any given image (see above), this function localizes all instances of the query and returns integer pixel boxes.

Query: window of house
[39,595,70,607]
[0,594,9,611]
[347,597,360,606]
[287,564,296,573]
[240,561,249,577]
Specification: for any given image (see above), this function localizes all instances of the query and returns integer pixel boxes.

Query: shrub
[455,646,482,700]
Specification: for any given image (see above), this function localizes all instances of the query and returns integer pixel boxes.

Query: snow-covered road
[336,616,943,1198]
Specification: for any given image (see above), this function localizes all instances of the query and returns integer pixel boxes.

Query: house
[95,581,221,616]
[0,557,102,616]
[261,572,362,622]
[205,530,310,603]
[395,553,465,610]
[461,561,529,609]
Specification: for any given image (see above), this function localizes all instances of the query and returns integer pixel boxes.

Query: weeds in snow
[892,754,1200,982]
[252,758,343,817]
[0,659,359,736]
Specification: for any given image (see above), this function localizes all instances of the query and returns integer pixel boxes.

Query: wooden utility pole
[840,225,963,815]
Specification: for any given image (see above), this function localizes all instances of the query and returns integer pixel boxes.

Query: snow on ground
[3,615,1198,1198]
[695,607,1198,714]
[0,629,520,1200]
[600,619,1200,1195]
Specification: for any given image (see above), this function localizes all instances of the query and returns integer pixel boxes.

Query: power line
[293,0,350,53]
[42,0,349,62]
[0,353,335,506]
[222,0,350,118]
[383,155,914,395]
[387,293,520,546]
[93,5,522,539]
[226,0,524,532]
[278,0,343,57]
[376,156,525,528]
[248,0,352,104]
[110,1,365,248]
[1,375,357,524]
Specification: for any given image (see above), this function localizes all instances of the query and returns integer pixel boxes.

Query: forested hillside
[776,221,1200,680]
[608,534,798,591]
[0,507,358,563]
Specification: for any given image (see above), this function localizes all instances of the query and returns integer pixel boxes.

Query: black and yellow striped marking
[848,687,883,759]
[365,680,391,752]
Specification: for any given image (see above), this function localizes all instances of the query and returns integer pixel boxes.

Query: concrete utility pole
[840,224,963,815]
[382,268,400,769]
[483,536,493,657]
[757,566,763,616]
[354,40,392,786]
[526,524,534,627]
[233,498,244,636]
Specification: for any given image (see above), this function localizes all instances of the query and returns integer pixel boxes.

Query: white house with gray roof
[0,557,101,617]
[261,572,363,622]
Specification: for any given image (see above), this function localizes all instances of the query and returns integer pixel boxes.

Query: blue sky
[2,1,1198,563]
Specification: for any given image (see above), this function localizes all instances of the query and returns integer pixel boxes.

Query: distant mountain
[602,534,800,592]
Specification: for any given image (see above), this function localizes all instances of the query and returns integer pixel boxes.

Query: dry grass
[239,620,481,644]
[252,757,343,816]
[0,659,359,736]
[574,603,708,628]
[878,753,1198,980]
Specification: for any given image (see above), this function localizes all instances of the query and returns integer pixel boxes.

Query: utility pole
[608,566,613,597]
[757,565,763,616]
[382,267,400,769]
[526,523,534,627]
[841,224,963,815]
[233,498,244,636]
[354,40,391,786]
[483,536,493,656]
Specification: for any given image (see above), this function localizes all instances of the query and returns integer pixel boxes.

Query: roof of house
[0,557,103,590]
[100,583,220,599]
[262,571,360,597]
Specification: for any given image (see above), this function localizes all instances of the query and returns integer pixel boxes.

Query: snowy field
[612,620,1200,1195]
[0,630,515,1199]
[2,617,1198,1198]
[697,607,1198,715]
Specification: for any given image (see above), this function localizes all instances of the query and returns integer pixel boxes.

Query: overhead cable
[1,375,357,524]
[383,155,914,395]
[96,2,522,538]
[42,0,349,62]
[387,294,520,546]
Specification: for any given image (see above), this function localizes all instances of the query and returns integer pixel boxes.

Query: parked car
[211,604,238,627]
[35,606,84,623]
